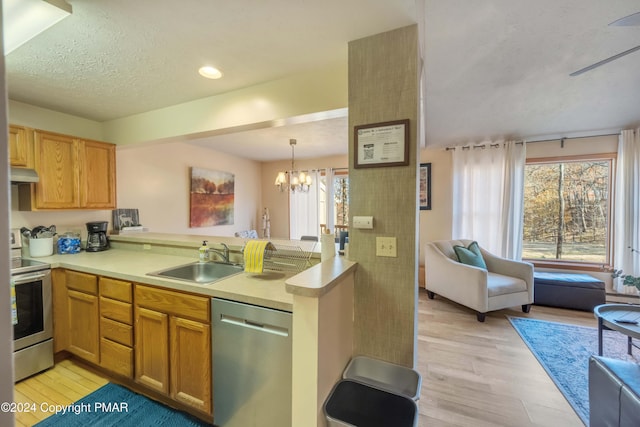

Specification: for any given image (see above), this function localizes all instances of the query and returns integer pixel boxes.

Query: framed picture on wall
[419,163,431,210]
[354,119,410,168]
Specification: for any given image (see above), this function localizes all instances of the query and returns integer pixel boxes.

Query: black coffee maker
[86,221,109,252]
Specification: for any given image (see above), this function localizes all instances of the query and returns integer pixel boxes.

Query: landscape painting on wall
[190,167,235,227]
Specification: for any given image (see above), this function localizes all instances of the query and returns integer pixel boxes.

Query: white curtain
[452,140,526,259]
[613,129,640,294]
[289,170,320,240]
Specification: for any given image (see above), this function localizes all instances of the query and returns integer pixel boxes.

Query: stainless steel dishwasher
[212,298,292,427]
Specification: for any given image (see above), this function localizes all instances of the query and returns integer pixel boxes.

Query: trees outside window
[318,169,349,237]
[523,155,613,264]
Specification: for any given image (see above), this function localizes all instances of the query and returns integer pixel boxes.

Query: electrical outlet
[376,237,397,257]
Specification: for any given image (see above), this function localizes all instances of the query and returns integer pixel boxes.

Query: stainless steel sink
[148,261,243,284]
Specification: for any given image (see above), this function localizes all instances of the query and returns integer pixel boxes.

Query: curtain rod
[445,141,524,151]
[525,132,620,145]
[444,132,621,151]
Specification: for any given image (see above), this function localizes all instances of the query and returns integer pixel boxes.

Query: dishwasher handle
[220,314,289,337]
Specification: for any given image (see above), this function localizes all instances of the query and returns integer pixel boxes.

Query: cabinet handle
[220,314,289,337]
[13,273,47,285]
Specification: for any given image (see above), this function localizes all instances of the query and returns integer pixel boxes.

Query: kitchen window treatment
[452,140,526,259]
[289,170,320,240]
[613,129,640,294]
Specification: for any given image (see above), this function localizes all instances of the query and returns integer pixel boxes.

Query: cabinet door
[135,306,169,394]
[67,289,100,363]
[80,140,116,209]
[170,317,212,415]
[9,125,29,167]
[33,131,80,208]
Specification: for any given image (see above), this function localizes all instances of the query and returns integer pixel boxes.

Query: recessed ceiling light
[198,66,223,79]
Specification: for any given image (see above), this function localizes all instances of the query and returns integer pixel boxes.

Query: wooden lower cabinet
[67,289,100,364]
[99,277,134,378]
[64,270,100,364]
[100,337,133,378]
[53,271,212,417]
[135,306,170,394]
[52,269,69,353]
[135,285,212,416]
[170,316,211,412]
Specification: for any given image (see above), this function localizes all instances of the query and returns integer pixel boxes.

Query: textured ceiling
[424,0,640,146]
[5,0,640,159]
[6,0,416,121]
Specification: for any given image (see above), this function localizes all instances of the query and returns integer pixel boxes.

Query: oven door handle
[13,273,47,285]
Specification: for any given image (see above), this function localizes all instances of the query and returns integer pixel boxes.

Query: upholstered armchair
[424,239,534,322]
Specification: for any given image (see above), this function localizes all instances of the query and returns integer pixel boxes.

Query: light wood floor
[13,290,594,427]
[416,288,595,427]
[14,359,108,427]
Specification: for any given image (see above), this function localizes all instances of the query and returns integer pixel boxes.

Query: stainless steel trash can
[343,356,422,400]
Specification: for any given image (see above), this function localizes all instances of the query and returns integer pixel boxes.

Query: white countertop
[32,249,295,312]
[31,233,356,312]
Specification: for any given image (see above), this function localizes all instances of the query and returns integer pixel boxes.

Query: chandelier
[275,139,312,193]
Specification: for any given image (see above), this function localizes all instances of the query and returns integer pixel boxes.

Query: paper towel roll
[321,232,336,261]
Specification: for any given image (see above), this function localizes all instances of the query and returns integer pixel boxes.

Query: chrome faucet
[210,243,230,263]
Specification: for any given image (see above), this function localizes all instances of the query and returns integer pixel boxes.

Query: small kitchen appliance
[86,221,109,252]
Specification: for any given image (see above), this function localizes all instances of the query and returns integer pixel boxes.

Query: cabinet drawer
[100,317,133,346]
[100,277,132,302]
[100,338,133,378]
[100,297,132,325]
[135,285,209,322]
[66,270,97,294]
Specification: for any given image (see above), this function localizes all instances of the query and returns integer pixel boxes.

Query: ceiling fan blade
[570,44,640,76]
[609,11,640,26]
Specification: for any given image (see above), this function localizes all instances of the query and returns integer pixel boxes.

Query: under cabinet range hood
[10,167,39,184]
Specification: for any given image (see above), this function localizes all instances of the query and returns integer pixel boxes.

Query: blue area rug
[35,383,211,426]
[508,317,640,426]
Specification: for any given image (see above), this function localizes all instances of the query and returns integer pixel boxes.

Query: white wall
[419,134,619,287]
[10,196,111,242]
[261,154,348,238]
[8,99,104,141]
[117,141,262,236]
[102,62,347,146]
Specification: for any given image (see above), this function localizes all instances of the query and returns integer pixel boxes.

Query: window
[522,155,614,265]
[319,169,349,237]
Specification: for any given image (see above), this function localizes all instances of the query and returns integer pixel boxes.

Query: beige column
[348,25,420,367]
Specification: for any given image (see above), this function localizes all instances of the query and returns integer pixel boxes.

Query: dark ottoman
[533,272,606,311]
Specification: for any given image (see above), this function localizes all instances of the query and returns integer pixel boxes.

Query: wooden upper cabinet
[21,129,116,210]
[8,125,31,167]
[80,139,116,208]
[33,131,81,209]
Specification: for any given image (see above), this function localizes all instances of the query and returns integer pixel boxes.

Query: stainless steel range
[10,229,53,382]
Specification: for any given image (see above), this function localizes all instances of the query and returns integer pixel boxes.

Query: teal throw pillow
[453,241,487,269]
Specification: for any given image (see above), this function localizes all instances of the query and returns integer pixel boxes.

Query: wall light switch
[353,216,374,229]
[376,237,397,257]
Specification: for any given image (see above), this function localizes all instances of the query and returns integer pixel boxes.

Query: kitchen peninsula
[32,233,356,426]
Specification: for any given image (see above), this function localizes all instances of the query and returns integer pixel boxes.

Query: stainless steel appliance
[212,298,292,427]
[86,221,109,252]
[10,229,53,382]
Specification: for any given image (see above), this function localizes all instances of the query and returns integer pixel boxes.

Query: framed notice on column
[354,119,409,168]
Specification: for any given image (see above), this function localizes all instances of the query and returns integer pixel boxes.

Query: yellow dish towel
[244,240,275,273]
[11,278,17,326]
